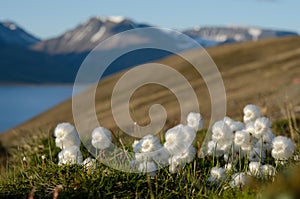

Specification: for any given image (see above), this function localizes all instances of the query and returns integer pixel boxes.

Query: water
[0,85,77,133]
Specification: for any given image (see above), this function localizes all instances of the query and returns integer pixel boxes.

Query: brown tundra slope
[1,36,300,148]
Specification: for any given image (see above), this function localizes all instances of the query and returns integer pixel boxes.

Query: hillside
[1,36,300,148]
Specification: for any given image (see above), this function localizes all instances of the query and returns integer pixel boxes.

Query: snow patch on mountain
[108,16,126,23]
[248,28,262,41]
[90,27,106,42]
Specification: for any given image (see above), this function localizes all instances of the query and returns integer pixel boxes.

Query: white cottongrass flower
[58,146,83,165]
[243,104,261,124]
[223,116,245,132]
[271,136,295,160]
[168,146,196,173]
[54,123,81,149]
[253,117,272,139]
[139,134,162,153]
[91,127,112,150]
[174,145,196,164]
[208,167,226,183]
[82,157,96,172]
[164,124,195,155]
[133,135,163,163]
[234,130,251,155]
[260,164,276,177]
[212,120,233,146]
[187,112,203,131]
[234,130,250,147]
[248,162,261,176]
[230,172,248,188]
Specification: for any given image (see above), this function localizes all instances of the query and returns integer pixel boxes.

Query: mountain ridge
[0,17,298,84]
[0,21,40,47]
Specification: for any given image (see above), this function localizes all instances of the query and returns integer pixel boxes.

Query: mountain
[1,36,300,148]
[32,18,299,55]
[32,16,150,54]
[32,16,219,55]
[31,17,214,82]
[0,21,72,83]
[0,21,40,47]
[183,26,298,45]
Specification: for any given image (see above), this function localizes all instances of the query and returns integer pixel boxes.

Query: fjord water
[0,85,76,133]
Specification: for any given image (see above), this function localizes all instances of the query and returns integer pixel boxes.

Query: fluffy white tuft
[58,146,83,165]
[260,164,276,177]
[271,136,295,160]
[248,162,261,176]
[187,112,203,131]
[91,127,112,150]
[208,167,226,183]
[164,124,195,155]
[54,123,81,149]
[253,117,272,138]
[243,104,261,123]
[234,130,250,147]
[139,134,162,153]
[212,120,233,146]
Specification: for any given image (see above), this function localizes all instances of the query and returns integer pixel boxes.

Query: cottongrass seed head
[58,146,83,165]
[54,122,81,149]
[212,120,233,146]
[187,112,203,131]
[208,167,226,184]
[271,136,295,160]
[248,161,261,176]
[91,126,112,150]
[164,124,195,155]
[253,117,272,139]
[243,104,261,124]
[139,134,162,153]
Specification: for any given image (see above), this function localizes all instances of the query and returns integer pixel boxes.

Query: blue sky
[0,0,299,39]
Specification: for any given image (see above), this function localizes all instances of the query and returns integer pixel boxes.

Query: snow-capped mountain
[33,17,298,55]
[183,26,298,45]
[32,16,150,54]
[0,21,40,47]
[32,16,218,54]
